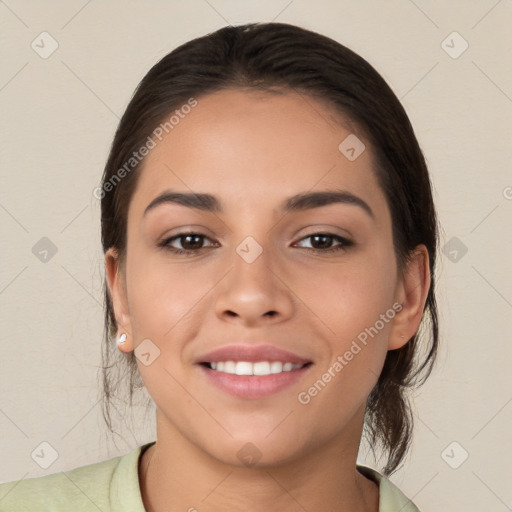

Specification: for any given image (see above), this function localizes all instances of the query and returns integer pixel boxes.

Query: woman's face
[109,88,410,466]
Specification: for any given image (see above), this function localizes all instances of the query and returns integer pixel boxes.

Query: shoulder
[357,465,421,512]
[0,443,151,512]
[0,454,122,511]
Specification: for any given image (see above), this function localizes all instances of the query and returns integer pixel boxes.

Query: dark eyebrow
[283,190,374,218]
[144,191,222,215]
[144,189,374,219]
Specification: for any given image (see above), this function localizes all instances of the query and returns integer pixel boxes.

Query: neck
[139,410,379,512]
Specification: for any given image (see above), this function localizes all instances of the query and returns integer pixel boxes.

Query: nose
[214,240,295,327]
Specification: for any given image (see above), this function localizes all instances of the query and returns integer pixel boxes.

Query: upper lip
[197,344,312,365]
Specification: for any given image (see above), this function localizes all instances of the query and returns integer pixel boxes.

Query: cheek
[294,249,398,341]
[295,260,395,424]
[124,242,210,340]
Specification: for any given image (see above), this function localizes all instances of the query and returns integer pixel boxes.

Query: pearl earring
[117,333,127,345]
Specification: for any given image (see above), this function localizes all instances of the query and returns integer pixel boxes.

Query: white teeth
[208,361,303,376]
[235,362,253,375]
[225,361,236,374]
[253,362,270,376]
[270,361,283,374]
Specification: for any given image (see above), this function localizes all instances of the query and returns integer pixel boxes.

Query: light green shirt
[0,442,419,511]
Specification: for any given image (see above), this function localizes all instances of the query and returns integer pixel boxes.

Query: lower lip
[199,364,312,399]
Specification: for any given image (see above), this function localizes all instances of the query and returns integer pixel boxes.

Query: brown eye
[158,233,217,255]
[295,233,353,253]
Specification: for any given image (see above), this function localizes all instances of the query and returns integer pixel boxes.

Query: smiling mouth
[201,361,312,376]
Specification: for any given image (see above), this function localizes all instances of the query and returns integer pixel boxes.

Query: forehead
[128,88,389,223]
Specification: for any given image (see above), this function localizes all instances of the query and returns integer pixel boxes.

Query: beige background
[1,1,511,510]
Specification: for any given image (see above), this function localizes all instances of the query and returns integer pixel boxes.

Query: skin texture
[105,89,430,512]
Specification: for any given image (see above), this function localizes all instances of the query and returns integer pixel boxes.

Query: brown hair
[99,22,439,475]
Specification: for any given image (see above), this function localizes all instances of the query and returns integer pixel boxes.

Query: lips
[197,344,311,365]
[196,344,313,399]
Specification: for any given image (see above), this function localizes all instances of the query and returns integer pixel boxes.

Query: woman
[0,22,438,511]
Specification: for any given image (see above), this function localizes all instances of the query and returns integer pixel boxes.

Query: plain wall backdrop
[1,1,511,511]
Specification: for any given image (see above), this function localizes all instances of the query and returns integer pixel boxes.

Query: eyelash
[157,232,354,255]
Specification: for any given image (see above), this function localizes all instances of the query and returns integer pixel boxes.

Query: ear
[105,248,134,353]
[388,244,431,350]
